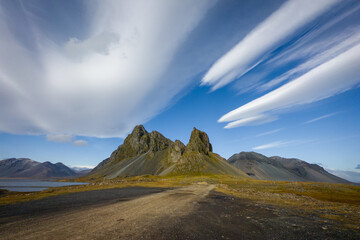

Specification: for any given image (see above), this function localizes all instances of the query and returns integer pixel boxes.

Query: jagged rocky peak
[185,127,213,155]
[125,125,148,143]
[108,125,214,166]
[168,140,185,162]
[106,125,147,162]
[173,140,185,152]
[149,131,173,151]
[119,125,173,156]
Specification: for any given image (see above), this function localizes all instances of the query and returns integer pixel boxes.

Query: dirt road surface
[0,184,214,240]
[0,184,358,240]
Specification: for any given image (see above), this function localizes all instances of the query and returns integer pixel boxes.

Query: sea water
[0,179,87,192]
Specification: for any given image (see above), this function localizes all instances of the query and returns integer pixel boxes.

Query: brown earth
[0,184,358,240]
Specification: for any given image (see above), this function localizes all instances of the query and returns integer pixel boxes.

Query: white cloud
[256,128,283,137]
[0,0,215,138]
[253,139,311,150]
[224,114,277,129]
[46,134,72,143]
[303,112,338,124]
[46,134,88,146]
[64,32,120,60]
[259,30,360,92]
[202,0,339,90]
[218,43,360,126]
[253,141,288,150]
[73,140,88,146]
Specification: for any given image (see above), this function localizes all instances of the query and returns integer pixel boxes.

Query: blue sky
[0,0,359,181]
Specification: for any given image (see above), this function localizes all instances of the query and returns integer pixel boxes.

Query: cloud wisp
[219,43,360,128]
[202,0,339,90]
[224,114,278,129]
[253,141,289,150]
[256,128,283,137]
[0,0,214,138]
[46,134,88,146]
[73,140,88,146]
[253,139,311,150]
[303,112,338,124]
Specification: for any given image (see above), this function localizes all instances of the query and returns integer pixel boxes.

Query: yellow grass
[213,177,360,230]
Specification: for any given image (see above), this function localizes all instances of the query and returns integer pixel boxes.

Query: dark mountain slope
[228,152,350,184]
[269,156,349,183]
[0,158,78,178]
[0,158,39,177]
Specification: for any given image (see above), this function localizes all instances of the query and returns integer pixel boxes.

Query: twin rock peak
[124,125,213,156]
[89,125,244,178]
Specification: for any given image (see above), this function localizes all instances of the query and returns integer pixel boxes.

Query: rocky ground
[0,184,358,240]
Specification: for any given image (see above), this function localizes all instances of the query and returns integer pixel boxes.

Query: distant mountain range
[228,152,350,184]
[88,125,246,179]
[88,126,350,184]
[0,158,91,179]
[0,126,351,184]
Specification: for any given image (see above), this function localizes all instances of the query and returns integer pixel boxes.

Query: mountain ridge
[0,158,83,179]
[228,151,350,184]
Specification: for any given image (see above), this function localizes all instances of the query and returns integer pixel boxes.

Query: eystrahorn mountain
[88,125,351,184]
[88,125,247,178]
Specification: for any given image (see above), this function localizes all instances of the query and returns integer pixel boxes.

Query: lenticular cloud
[220,43,360,128]
[202,0,339,90]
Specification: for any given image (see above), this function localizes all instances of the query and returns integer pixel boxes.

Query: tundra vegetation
[1,174,359,231]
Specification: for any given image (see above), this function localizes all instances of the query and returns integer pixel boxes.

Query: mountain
[71,167,93,175]
[0,158,38,177]
[228,152,350,184]
[88,125,247,179]
[0,158,78,178]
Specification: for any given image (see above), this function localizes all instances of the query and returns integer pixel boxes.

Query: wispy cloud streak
[253,141,288,150]
[253,139,312,150]
[73,140,88,146]
[202,0,339,90]
[256,128,283,137]
[259,31,360,91]
[304,112,338,124]
[219,43,360,127]
[224,114,277,129]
